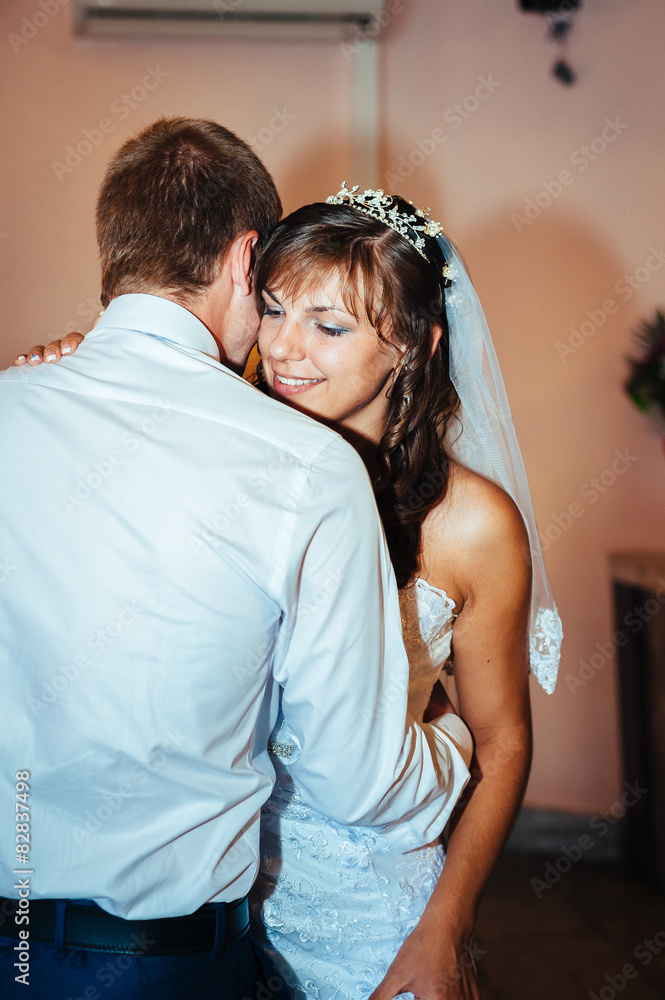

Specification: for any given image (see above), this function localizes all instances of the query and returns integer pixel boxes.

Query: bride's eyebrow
[263,286,349,316]
[305,303,344,314]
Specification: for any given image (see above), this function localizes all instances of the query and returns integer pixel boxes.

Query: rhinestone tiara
[326,182,451,277]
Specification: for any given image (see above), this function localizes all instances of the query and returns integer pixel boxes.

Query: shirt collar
[96,294,221,362]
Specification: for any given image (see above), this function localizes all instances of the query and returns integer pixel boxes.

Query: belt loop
[211,904,226,959]
[53,901,66,951]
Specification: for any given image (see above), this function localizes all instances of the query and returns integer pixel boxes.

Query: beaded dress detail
[250,579,456,1000]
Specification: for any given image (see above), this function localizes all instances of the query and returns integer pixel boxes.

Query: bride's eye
[316,323,349,337]
[263,306,283,319]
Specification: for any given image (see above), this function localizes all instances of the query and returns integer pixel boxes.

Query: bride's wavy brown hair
[253,200,460,588]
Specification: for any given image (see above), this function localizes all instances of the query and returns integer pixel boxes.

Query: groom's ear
[229,230,259,295]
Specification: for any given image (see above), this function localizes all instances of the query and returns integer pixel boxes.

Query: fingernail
[29,353,40,362]
[16,355,26,363]
[45,352,56,362]
[61,344,71,355]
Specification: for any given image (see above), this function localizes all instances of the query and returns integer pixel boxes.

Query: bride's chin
[277,394,330,423]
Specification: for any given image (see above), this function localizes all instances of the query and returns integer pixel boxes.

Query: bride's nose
[268,319,307,362]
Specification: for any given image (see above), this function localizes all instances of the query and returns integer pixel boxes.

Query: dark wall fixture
[519,0,584,85]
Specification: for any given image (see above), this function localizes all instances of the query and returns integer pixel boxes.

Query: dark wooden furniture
[611,551,665,886]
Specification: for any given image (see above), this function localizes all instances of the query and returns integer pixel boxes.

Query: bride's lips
[271,372,325,397]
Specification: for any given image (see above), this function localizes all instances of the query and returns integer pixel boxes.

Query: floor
[474,853,665,999]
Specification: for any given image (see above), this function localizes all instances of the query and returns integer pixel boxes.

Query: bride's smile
[258,275,403,441]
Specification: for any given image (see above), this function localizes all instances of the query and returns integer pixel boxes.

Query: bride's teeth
[276,375,322,386]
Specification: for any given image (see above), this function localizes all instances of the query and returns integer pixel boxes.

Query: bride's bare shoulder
[423,462,530,584]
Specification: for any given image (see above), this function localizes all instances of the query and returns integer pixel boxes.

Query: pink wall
[2,0,664,813]
[0,0,353,354]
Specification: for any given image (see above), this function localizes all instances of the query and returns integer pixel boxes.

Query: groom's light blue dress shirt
[0,295,471,919]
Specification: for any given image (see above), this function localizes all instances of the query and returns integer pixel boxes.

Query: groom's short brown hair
[96,117,282,307]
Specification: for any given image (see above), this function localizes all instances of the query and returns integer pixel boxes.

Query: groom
[0,118,471,999]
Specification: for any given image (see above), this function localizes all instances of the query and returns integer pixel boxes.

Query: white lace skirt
[250,767,445,1000]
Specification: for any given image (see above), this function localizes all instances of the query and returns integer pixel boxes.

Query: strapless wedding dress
[250,578,457,1000]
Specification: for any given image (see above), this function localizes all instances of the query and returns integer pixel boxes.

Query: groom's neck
[136,287,230,368]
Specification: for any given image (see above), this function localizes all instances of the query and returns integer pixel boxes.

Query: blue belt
[0,895,249,955]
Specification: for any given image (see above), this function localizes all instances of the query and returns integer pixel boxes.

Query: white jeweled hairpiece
[326,182,450,272]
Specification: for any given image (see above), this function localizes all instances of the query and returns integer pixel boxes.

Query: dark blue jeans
[0,922,290,1000]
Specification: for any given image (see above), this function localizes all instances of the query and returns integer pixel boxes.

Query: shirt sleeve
[270,436,471,853]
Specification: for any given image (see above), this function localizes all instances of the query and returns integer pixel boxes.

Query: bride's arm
[371,477,532,1000]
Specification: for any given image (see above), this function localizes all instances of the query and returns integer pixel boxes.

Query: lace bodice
[399,577,456,722]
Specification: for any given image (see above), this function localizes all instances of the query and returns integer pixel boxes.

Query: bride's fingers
[22,345,46,366]
[14,346,44,366]
[42,340,65,363]
[59,332,84,357]
[13,332,85,368]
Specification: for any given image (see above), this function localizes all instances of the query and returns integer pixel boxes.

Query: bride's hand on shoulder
[14,332,85,366]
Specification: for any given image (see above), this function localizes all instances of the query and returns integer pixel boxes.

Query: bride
[249,186,562,1000]
[18,185,562,999]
